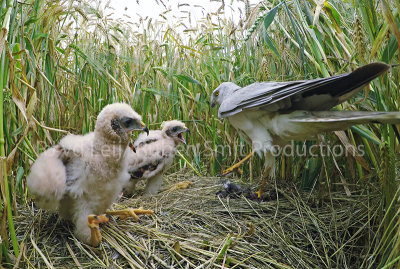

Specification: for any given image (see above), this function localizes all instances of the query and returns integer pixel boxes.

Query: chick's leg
[106,207,154,221]
[87,214,109,247]
[221,151,254,176]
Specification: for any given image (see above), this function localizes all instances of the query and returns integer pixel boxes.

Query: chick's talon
[106,207,154,222]
[87,214,109,247]
[165,180,194,192]
[129,141,136,153]
[174,180,193,189]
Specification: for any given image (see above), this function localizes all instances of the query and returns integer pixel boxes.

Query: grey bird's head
[162,120,190,145]
[210,82,240,108]
[95,103,149,145]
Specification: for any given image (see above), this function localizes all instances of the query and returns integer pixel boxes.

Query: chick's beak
[143,126,149,136]
[210,101,216,108]
[177,128,190,145]
[141,122,149,136]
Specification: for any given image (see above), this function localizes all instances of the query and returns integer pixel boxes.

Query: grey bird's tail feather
[287,111,400,135]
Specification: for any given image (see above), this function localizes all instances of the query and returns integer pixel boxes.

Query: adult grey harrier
[210,63,399,195]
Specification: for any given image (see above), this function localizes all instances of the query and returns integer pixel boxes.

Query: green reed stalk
[1,0,19,259]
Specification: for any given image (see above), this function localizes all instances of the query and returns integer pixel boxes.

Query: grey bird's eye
[172,126,178,132]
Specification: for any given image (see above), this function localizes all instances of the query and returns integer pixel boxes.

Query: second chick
[124,120,189,196]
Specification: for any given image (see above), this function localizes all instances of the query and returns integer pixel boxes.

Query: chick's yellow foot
[167,180,194,191]
[221,151,254,176]
[106,207,154,221]
[87,214,109,247]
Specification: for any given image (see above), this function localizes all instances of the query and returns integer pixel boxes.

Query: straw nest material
[12,173,381,268]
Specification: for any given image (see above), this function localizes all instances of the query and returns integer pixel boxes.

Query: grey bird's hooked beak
[210,96,216,108]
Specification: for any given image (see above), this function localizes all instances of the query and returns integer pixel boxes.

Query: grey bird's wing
[218,63,389,118]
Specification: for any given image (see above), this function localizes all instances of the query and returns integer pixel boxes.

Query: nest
[11,174,381,268]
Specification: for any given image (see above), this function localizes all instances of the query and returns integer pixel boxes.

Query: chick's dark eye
[120,117,134,128]
[172,126,178,132]
[215,91,219,96]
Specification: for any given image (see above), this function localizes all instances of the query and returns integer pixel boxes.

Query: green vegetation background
[1,0,400,267]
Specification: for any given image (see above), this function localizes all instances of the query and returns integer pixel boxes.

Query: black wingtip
[300,62,391,109]
[343,62,390,93]
[352,62,390,78]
